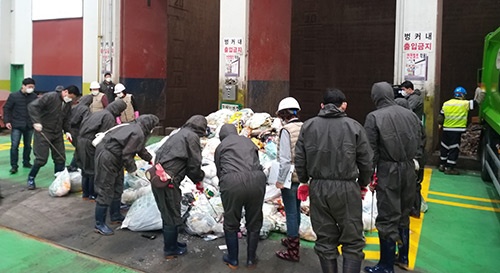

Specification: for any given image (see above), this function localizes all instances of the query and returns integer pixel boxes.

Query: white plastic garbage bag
[69,169,82,193]
[121,192,162,231]
[49,168,71,197]
[362,190,378,231]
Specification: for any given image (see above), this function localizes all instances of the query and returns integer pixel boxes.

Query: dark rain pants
[220,171,266,233]
[375,160,416,242]
[32,131,65,167]
[152,177,184,227]
[77,138,96,175]
[440,130,463,168]
[310,179,365,261]
[94,149,124,205]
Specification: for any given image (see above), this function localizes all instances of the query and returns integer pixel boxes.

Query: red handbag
[145,163,173,188]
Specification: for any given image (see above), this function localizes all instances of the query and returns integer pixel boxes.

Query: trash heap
[115,108,377,240]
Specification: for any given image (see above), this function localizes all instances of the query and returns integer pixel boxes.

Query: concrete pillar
[394,0,441,153]
[82,0,99,93]
[0,0,12,89]
[10,0,33,77]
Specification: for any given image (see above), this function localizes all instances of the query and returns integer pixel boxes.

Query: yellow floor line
[408,168,432,270]
[428,190,500,203]
[427,198,500,212]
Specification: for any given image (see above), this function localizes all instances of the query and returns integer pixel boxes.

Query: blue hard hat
[454,86,467,97]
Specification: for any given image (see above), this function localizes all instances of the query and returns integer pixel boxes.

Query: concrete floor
[0,179,403,273]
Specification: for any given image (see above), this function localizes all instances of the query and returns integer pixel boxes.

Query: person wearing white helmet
[114,83,139,123]
[274,96,304,262]
[89,81,108,113]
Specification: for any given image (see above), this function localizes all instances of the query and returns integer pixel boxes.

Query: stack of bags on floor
[118,108,378,240]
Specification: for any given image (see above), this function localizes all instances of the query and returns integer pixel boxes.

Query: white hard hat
[277,97,301,112]
[90,81,100,89]
[114,83,126,94]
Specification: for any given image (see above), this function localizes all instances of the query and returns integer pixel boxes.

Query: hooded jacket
[155,115,206,183]
[407,89,423,120]
[364,82,422,164]
[69,95,93,130]
[295,103,373,186]
[79,100,127,140]
[99,114,159,173]
[215,124,262,179]
[28,91,72,135]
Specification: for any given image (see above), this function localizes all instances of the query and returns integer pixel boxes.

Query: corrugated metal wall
[121,0,219,127]
[290,0,396,124]
[440,0,500,109]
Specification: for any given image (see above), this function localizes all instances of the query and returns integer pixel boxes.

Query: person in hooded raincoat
[215,124,266,270]
[93,114,159,236]
[152,115,207,259]
[294,88,373,273]
[364,82,422,273]
[67,95,93,172]
[78,100,127,200]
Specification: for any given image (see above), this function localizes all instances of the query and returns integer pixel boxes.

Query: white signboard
[32,0,82,21]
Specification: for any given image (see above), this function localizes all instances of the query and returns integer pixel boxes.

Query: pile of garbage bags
[116,108,378,241]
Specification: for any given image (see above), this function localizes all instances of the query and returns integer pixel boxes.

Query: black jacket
[69,95,93,138]
[99,114,159,173]
[28,91,72,135]
[3,90,37,129]
[407,89,424,120]
[295,103,373,186]
[79,100,127,140]
[215,124,262,179]
[364,82,422,165]
[155,115,206,183]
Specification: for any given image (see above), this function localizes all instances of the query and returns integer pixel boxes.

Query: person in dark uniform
[152,115,207,259]
[26,85,81,190]
[67,95,93,172]
[78,100,127,200]
[93,114,158,235]
[295,88,373,273]
[400,80,424,120]
[3,77,37,174]
[100,71,115,104]
[364,82,422,273]
[215,123,266,270]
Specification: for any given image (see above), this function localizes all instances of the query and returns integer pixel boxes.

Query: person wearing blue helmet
[437,86,482,175]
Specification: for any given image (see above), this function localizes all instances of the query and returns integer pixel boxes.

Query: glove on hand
[361,186,368,200]
[369,172,378,192]
[195,182,204,194]
[65,132,73,143]
[297,183,309,201]
[413,158,420,171]
[33,123,43,132]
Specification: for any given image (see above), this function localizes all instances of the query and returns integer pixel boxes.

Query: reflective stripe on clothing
[442,99,470,128]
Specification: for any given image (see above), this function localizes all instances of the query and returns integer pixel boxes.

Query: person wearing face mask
[100,72,116,103]
[26,85,81,190]
[295,88,373,273]
[114,83,139,123]
[400,80,423,121]
[273,97,304,262]
[3,77,38,174]
[89,81,108,113]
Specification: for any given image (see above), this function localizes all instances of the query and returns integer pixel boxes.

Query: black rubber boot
[246,231,259,269]
[319,256,338,273]
[163,225,187,259]
[364,238,395,273]
[109,199,125,224]
[54,162,65,174]
[223,231,239,269]
[94,204,114,235]
[395,228,409,270]
[81,175,89,199]
[343,257,361,273]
